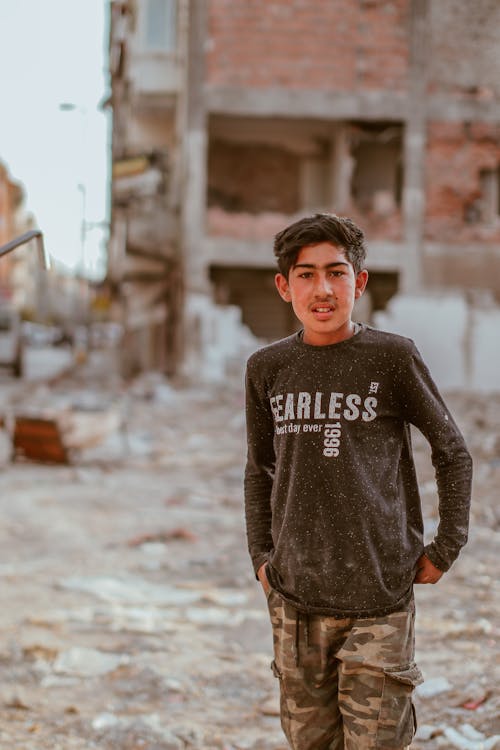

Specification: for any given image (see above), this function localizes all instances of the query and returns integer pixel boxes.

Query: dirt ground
[0,357,498,749]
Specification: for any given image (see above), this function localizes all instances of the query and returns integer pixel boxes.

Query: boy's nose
[314,275,333,296]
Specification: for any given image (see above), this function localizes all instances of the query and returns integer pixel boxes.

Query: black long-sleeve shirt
[244,326,472,618]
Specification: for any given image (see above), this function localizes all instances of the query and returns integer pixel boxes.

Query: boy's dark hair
[273,213,367,278]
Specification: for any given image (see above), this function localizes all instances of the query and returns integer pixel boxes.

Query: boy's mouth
[310,303,336,320]
[310,303,335,313]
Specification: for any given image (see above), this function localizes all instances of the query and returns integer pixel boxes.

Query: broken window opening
[366,271,399,313]
[145,0,177,52]
[299,139,331,211]
[209,266,298,340]
[349,122,403,216]
[207,140,301,214]
[207,115,353,217]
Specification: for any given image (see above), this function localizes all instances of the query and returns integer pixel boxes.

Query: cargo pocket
[376,662,423,749]
[270,659,293,743]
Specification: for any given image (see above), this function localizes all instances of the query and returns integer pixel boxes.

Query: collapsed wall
[374,292,500,392]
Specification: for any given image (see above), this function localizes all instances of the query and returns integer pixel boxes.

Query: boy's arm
[400,342,473,574]
[244,360,275,577]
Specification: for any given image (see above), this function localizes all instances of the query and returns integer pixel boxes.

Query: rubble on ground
[0,359,498,749]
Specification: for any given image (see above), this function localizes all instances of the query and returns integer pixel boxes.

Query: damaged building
[107,0,500,378]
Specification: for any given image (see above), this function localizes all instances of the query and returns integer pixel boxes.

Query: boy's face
[275,242,368,346]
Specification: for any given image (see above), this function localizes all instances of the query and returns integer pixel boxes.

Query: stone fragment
[3,690,30,710]
[460,724,486,741]
[442,725,500,750]
[60,575,201,606]
[416,676,452,698]
[53,647,128,677]
[414,724,442,741]
[92,712,120,730]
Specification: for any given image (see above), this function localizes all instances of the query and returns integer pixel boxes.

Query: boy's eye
[296,270,345,279]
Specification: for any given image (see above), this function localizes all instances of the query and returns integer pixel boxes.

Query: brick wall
[207,0,409,92]
[207,140,300,213]
[428,1,500,98]
[425,122,500,242]
[0,164,14,246]
[0,163,23,286]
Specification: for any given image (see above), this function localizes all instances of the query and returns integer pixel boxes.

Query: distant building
[0,162,26,291]
[0,162,44,312]
[107,0,500,376]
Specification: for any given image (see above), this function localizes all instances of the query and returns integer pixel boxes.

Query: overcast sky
[0,0,109,278]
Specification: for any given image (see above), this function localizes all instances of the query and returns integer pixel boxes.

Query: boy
[244,214,472,750]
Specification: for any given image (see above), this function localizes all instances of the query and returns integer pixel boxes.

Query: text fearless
[269,391,377,423]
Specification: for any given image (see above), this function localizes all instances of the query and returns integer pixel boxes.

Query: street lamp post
[59,102,90,326]
[77,182,87,276]
[59,102,88,278]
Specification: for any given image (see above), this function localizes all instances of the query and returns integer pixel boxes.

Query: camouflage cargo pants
[267,588,423,750]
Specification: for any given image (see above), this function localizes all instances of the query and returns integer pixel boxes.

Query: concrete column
[180,0,209,293]
[328,125,352,214]
[300,157,327,211]
[401,0,429,293]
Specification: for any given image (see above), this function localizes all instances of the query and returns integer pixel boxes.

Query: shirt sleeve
[244,357,276,576]
[399,342,473,572]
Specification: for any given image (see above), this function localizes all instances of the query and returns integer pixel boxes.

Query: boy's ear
[354,269,369,299]
[275,273,291,302]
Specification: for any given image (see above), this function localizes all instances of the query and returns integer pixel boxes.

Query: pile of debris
[0,384,123,466]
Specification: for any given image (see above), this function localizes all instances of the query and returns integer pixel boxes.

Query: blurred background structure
[0,1,499,387]
[106,0,500,388]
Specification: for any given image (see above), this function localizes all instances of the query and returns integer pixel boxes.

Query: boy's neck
[302,320,360,346]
